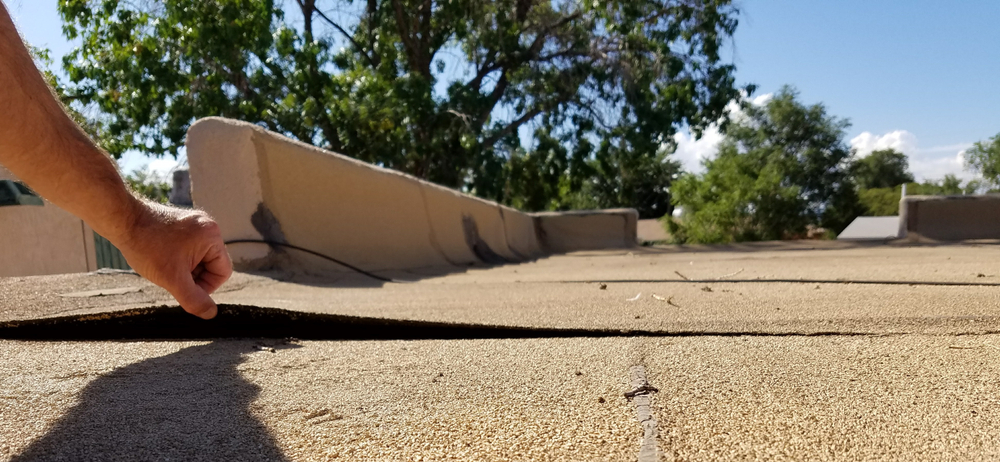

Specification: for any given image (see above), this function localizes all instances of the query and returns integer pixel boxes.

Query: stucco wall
[532,209,639,253]
[0,166,97,277]
[500,205,545,259]
[900,195,1000,241]
[637,218,670,243]
[188,118,535,272]
[186,117,637,273]
[419,184,517,265]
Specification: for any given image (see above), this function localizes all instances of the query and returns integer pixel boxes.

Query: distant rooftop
[838,216,900,240]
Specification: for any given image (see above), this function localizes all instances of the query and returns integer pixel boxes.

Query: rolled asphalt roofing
[3,240,1000,460]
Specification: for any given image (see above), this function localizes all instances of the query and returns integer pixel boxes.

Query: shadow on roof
[243,261,493,289]
[9,341,290,462]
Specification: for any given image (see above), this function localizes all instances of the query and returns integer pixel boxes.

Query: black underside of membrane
[0,304,650,341]
[0,305,890,341]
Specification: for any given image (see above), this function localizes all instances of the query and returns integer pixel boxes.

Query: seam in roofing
[627,365,661,462]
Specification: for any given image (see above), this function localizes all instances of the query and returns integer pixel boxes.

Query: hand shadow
[12,341,290,462]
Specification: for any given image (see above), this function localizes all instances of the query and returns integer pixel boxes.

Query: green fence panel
[93,232,131,270]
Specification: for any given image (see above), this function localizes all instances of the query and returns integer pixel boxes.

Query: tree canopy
[850,148,913,190]
[857,175,984,216]
[964,133,1000,188]
[55,0,751,216]
[667,87,862,243]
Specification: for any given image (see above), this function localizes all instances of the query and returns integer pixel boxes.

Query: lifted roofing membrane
[4,242,1000,460]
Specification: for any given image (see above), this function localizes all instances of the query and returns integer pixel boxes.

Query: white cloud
[672,126,724,174]
[750,93,773,106]
[850,130,918,158]
[908,149,973,183]
[849,130,974,182]
[670,93,773,174]
[674,119,976,184]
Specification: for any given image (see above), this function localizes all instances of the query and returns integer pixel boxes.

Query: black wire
[224,239,402,283]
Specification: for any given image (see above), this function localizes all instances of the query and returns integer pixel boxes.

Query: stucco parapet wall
[186,117,629,273]
[531,209,639,253]
[900,194,1000,241]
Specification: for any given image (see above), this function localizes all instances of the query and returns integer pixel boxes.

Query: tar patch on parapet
[251,203,287,244]
[462,214,508,265]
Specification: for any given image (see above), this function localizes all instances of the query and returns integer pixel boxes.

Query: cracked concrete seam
[627,365,661,462]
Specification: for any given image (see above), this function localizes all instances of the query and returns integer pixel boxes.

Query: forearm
[0,4,140,243]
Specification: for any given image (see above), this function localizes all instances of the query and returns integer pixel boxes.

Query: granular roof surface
[2,240,1000,460]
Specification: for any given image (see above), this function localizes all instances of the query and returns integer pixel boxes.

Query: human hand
[114,200,233,319]
[0,3,229,312]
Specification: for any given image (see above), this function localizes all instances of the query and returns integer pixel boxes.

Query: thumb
[171,275,219,320]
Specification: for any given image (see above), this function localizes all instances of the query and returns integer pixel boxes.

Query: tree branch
[468,52,500,90]
[483,108,543,147]
[577,98,613,130]
[478,70,508,122]
[415,0,434,77]
[526,12,583,58]
[313,8,379,69]
[365,0,381,67]
[516,0,533,23]
[536,47,591,62]
[391,0,425,76]
[469,12,586,128]
[420,0,433,45]
[295,0,314,41]
[294,0,343,152]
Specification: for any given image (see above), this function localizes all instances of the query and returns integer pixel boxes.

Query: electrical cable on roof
[224,239,410,283]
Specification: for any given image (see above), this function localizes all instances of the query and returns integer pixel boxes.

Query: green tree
[26,44,102,141]
[667,147,806,243]
[965,133,1000,187]
[856,187,900,216]
[124,168,172,204]
[904,175,980,196]
[857,175,984,216]
[667,87,862,243]
[850,148,913,189]
[590,144,681,218]
[939,174,963,195]
[56,0,750,215]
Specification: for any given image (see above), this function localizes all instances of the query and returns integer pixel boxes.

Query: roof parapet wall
[531,209,639,253]
[900,195,1000,241]
[187,117,636,273]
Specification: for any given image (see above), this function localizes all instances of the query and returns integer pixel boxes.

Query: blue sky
[7,0,1000,181]
[715,0,1000,181]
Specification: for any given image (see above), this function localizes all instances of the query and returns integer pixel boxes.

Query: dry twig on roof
[713,268,744,280]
